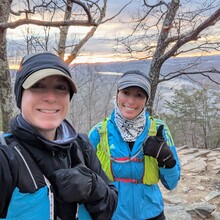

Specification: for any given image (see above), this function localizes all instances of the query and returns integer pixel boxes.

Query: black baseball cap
[14,52,77,108]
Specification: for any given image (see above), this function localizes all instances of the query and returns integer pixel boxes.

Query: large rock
[161,146,220,220]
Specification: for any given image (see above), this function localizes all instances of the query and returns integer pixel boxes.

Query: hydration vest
[96,117,159,185]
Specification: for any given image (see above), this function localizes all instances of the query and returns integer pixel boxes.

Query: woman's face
[117,86,147,120]
[21,75,70,140]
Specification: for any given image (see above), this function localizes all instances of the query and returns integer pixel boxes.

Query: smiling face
[21,75,70,140]
[117,86,147,120]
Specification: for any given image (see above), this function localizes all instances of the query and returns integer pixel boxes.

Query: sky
[69,0,220,63]
[7,0,135,64]
[6,0,220,65]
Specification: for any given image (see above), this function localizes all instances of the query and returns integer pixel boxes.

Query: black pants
[146,211,166,220]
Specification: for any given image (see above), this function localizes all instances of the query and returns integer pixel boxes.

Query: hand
[53,144,94,203]
[143,125,176,168]
[53,163,94,203]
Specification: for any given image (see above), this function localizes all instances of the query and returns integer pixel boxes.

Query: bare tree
[115,0,220,113]
[0,0,110,131]
[0,0,13,131]
[69,64,119,132]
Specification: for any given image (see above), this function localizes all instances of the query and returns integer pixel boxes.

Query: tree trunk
[147,65,161,114]
[147,0,180,114]
[58,0,73,59]
[0,0,13,131]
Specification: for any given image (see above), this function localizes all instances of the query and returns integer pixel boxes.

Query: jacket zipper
[52,150,71,168]
[51,150,62,169]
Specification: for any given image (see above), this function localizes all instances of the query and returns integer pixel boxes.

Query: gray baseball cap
[117,70,151,98]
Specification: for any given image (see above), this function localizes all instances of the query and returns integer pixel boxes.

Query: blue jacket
[88,111,181,220]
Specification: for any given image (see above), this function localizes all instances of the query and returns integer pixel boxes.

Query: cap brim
[118,83,146,91]
[22,68,77,94]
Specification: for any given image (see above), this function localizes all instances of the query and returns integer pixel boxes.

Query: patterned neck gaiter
[114,103,146,142]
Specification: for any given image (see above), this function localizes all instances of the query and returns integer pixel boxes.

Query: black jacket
[0,115,117,219]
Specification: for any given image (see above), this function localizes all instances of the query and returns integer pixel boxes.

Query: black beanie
[14,52,77,109]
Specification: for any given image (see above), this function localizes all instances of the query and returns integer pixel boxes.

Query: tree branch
[1,19,97,29]
[162,6,220,61]
[159,68,220,85]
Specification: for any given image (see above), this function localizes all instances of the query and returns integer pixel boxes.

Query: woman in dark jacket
[0,52,117,220]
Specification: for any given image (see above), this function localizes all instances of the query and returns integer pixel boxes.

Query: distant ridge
[70,54,220,77]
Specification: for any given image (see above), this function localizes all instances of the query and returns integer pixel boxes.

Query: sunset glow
[72,54,134,64]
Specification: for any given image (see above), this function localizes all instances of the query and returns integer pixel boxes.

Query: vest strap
[114,177,142,183]
[114,157,142,162]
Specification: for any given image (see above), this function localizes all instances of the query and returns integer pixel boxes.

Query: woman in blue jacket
[0,52,117,220]
[87,70,181,220]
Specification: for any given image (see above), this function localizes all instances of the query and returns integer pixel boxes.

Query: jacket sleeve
[156,120,181,190]
[76,133,118,220]
[0,145,17,218]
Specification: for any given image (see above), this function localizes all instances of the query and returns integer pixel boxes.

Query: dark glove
[53,163,94,203]
[52,144,94,203]
[143,125,176,168]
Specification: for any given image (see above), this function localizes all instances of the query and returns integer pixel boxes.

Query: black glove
[143,125,176,168]
[53,163,94,203]
[53,144,94,203]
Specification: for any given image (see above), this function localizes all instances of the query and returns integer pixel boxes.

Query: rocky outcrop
[162,146,220,220]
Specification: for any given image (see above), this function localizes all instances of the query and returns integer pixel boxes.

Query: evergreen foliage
[163,87,220,149]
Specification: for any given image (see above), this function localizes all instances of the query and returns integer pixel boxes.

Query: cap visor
[22,68,77,93]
